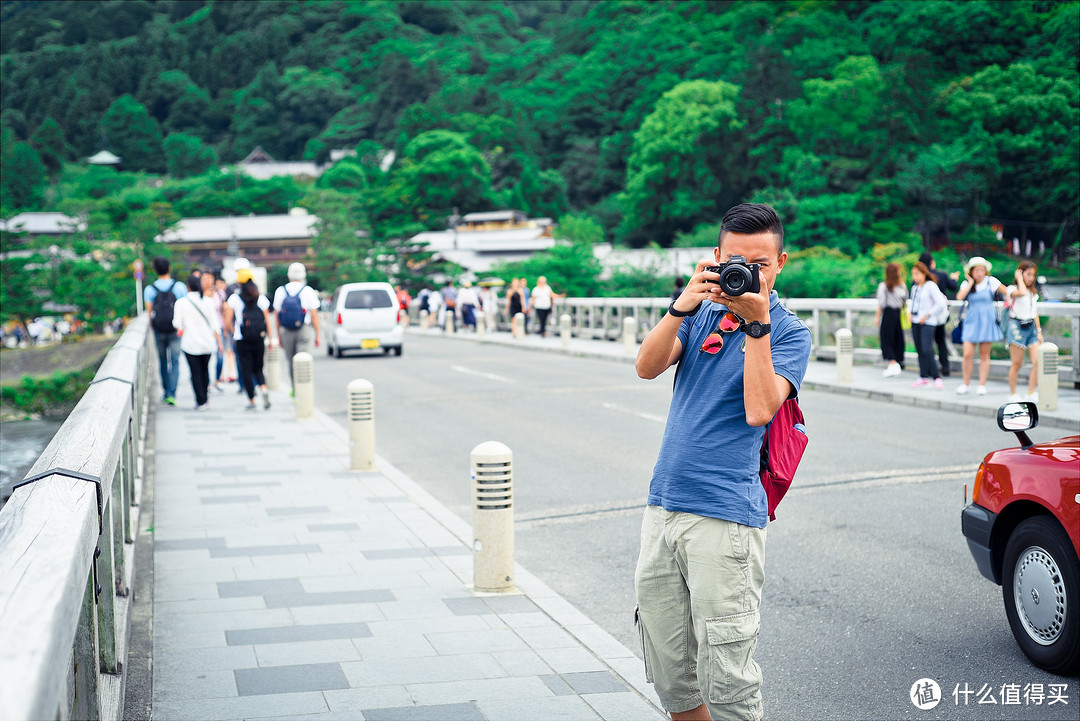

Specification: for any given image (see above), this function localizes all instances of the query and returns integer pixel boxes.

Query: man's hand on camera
[719,269,770,324]
[672,261,722,314]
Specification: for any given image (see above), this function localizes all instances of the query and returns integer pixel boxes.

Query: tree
[164,132,219,178]
[1,135,47,211]
[101,94,165,172]
[619,79,746,247]
[29,117,71,176]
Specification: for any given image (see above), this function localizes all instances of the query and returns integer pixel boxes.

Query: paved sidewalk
[427,326,1080,431]
[149,380,664,721]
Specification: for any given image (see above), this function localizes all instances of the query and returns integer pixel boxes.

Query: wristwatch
[743,320,771,338]
[667,300,701,318]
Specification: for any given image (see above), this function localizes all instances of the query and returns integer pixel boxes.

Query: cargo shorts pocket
[706,610,762,705]
[634,606,654,683]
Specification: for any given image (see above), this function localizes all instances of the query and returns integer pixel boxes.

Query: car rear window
[344,289,393,309]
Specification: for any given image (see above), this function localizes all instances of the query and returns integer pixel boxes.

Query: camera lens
[720,265,752,296]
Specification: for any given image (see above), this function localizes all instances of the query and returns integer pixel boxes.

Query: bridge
[1,300,1077,721]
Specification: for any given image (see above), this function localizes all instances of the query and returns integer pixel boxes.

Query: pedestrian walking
[1005,261,1044,402]
[634,203,811,721]
[478,284,498,332]
[918,251,959,376]
[273,262,321,395]
[955,257,1004,396]
[440,280,458,331]
[224,269,271,410]
[528,276,562,337]
[506,278,524,335]
[457,281,479,330]
[875,262,908,376]
[214,276,237,385]
[174,274,224,410]
[144,257,187,405]
[908,262,948,389]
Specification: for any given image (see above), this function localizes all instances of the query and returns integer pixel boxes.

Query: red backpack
[760,397,807,521]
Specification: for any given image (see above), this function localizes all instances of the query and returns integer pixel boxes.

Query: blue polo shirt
[647,292,811,528]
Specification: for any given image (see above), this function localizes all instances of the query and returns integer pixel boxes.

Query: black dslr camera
[704,256,761,296]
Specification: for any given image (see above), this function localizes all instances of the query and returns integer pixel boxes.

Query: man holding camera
[634,203,811,721]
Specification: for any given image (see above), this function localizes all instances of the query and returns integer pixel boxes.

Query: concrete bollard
[445,311,455,335]
[265,345,282,391]
[623,316,639,354]
[560,313,572,348]
[347,379,375,471]
[471,441,514,592]
[513,313,525,340]
[293,351,314,418]
[836,328,853,383]
[476,312,486,338]
[1037,342,1059,411]
[419,309,429,330]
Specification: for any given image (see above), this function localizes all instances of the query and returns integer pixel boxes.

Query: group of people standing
[410,276,563,337]
[875,252,1043,400]
[145,258,321,411]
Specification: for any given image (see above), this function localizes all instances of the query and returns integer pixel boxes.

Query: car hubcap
[1014,545,1067,645]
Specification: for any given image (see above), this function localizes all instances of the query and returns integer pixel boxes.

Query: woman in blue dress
[955,256,1004,396]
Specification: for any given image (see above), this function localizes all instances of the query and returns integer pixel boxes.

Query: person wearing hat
[456,280,479,330]
[273,262,321,394]
[954,256,1005,396]
[224,268,272,410]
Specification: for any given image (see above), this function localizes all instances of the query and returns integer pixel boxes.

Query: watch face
[746,321,769,338]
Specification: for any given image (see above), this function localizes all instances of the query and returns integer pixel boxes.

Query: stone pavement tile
[152,691,328,721]
[361,703,485,721]
[210,544,322,558]
[226,622,371,646]
[252,639,362,667]
[351,633,436,661]
[154,581,221,603]
[196,481,282,490]
[340,653,506,687]
[561,671,630,694]
[265,506,331,516]
[491,649,555,676]
[154,551,254,573]
[477,695,604,721]
[362,547,433,560]
[600,657,661,708]
[484,595,541,615]
[582,692,667,721]
[298,572,429,594]
[426,628,530,655]
[514,625,579,650]
[200,495,262,504]
[499,612,559,630]
[236,556,357,580]
[234,662,350,696]
[156,596,266,617]
[264,589,395,608]
[365,615,490,638]
[376,598,458,621]
[405,676,555,705]
[218,578,304,598]
[154,645,258,674]
[155,608,293,634]
[443,597,495,616]
[286,602,388,626]
[153,667,237,701]
[535,647,607,674]
[155,537,227,551]
[565,623,641,660]
[321,686,413,714]
[306,522,360,532]
[541,674,575,696]
[153,628,226,651]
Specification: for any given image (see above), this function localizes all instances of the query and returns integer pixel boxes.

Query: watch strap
[667,300,701,318]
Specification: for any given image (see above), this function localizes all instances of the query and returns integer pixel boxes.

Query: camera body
[704,256,761,296]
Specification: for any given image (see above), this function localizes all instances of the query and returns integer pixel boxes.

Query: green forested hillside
[1,0,1077,314]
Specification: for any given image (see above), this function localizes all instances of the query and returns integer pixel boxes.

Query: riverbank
[0,337,113,420]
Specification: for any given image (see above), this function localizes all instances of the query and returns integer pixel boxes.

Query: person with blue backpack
[273,262,321,395]
[143,256,188,406]
[633,204,811,721]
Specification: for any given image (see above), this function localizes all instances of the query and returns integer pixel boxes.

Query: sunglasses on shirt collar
[699,312,745,354]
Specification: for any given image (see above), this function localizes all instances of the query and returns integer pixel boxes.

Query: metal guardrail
[0,316,152,721]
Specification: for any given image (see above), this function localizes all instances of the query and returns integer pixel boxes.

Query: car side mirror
[997,401,1039,449]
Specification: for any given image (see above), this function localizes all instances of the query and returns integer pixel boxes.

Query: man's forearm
[742,336,788,427]
[636,313,684,379]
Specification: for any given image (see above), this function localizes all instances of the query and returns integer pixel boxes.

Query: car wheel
[1002,516,1080,674]
[334,344,343,359]
[327,340,333,356]
[393,346,402,356]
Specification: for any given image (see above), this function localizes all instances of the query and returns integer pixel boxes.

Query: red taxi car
[961,401,1079,674]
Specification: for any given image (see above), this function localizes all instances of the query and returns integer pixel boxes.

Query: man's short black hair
[918,251,934,267]
[718,203,784,254]
[152,257,170,276]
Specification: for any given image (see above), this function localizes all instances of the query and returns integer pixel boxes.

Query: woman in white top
[1005,261,1044,402]
[173,274,223,410]
[874,262,908,377]
[528,276,563,337]
[908,262,948,389]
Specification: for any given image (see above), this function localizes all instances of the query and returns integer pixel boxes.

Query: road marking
[795,464,977,492]
[601,402,667,424]
[517,500,646,527]
[450,365,514,383]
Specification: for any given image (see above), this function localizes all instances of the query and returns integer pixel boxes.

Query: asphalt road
[310,333,1077,721]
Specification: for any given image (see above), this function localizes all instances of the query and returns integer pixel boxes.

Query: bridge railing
[0,315,152,721]
[475,296,1079,382]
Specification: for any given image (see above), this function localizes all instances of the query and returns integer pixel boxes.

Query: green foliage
[164,133,219,178]
[776,246,878,299]
[0,364,101,417]
[102,95,165,173]
[1,136,47,210]
[488,241,603,298]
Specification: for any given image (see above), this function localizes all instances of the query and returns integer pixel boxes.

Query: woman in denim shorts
[1005,261,1043,402]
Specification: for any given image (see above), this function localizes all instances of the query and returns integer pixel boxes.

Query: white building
[410,210,556,273]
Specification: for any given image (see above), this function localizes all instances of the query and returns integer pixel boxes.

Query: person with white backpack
[274,262,321,395]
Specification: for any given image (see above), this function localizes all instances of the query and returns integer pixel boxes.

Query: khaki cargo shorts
[634,505,766,721]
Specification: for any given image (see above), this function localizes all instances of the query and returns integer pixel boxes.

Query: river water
[0,418,64,510]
